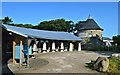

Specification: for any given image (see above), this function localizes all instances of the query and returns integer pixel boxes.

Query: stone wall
[77,29,103,50]
[77,30,103,40]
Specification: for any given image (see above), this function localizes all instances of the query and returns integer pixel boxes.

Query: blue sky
[118,2,120,35]
[2,2,118,38]
[2,0,120,2]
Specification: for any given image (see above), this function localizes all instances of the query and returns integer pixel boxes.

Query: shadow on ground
[85,61,95,71]
[2,52,14,75]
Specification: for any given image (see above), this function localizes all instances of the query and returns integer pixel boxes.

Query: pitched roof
[80,18,103,31]
[3,24,81,41]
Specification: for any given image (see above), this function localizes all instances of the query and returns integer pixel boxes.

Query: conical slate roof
[80,18,103,31]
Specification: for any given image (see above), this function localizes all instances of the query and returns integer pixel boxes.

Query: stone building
[76,15,104,49]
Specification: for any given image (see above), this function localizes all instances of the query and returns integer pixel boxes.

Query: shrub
[109,46,119,52]
[88,45,108,51]
[88,45,119,52]
[107,56,120,73]
[86,56,120,73]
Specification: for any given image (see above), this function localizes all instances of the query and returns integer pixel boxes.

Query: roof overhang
[7,28,28,37]
[2,24,28,37]
[2,24,81,41]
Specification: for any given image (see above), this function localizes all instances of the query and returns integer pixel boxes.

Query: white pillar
[20,41,24,66]
[47,47,50,52]
[78,42,81,51]
[69,42,73,51]
[32,43,37,58]
[52,42,55,52]
[33,44,37,54]
[61,42,64,49]
[60,42,64,52]
[42,42,47,53]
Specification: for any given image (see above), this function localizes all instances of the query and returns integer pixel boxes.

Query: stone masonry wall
[78,30,103,40]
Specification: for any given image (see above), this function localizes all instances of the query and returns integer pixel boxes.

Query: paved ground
[8,51,113,73]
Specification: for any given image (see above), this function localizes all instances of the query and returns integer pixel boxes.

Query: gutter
[7,28,28,37]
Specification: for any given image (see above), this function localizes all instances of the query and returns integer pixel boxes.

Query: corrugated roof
[80,19,103,31]
[3,24,81,41]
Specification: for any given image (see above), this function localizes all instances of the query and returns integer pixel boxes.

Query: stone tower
[76,15,104,49]
[77,15,103,40]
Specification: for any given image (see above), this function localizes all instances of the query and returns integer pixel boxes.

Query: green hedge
[88,45,119,52]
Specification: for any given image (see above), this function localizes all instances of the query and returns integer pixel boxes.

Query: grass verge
[86,56,120,73]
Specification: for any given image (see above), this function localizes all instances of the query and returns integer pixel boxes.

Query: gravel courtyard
[9,51,113,73]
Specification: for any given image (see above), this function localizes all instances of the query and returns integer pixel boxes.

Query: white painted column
[33,44,37,54]
[35,41,39,52]
[52,42,56,52]
[32,43,37,58]
[20,41,23,66]
[78,42,81,51]
[60,42,64,52]
[47,46,50,52]
[69,42,73,51]
[42,42,47,53]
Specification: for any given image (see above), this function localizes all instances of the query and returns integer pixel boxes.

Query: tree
[33,19,74,32]
[75,21,86,31]
[2,16,13,25]
[14,24,33,28]
[112,35,120,46]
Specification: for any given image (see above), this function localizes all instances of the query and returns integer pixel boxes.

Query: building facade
[76,15,104,49]
[77,15,103,40]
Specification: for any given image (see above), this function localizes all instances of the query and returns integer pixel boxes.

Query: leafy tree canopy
[2,16,85,32]
[33,18,74,32]
[112,35,120,46]
[2,16,13,24]
[14,24,33,28]
[75,21,86,31]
